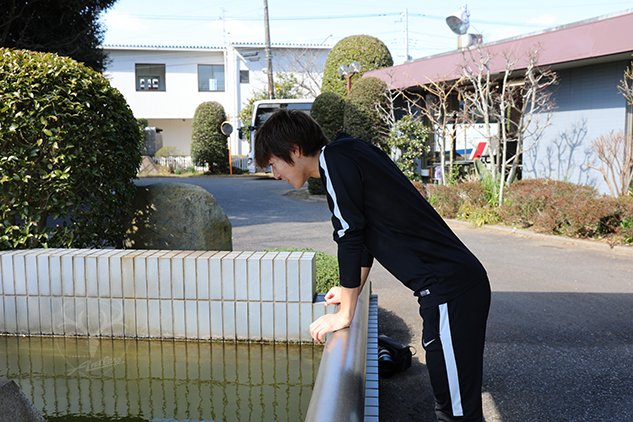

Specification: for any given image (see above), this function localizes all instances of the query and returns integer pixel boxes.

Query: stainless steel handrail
[305,283,371,422]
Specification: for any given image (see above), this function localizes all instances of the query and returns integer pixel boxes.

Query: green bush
[267,248,339,293]
[0,48,143,249]
[621,216,633,244]
[321,35,393,97]
[191,101,229,174]
[387,115,430,180]
[343,76,389,149]
[457,203,500,227]
[311,91,345,140]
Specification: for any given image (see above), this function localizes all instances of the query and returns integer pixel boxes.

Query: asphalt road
[137,175,633,422]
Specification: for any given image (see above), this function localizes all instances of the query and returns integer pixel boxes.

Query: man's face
[269,151,306,189]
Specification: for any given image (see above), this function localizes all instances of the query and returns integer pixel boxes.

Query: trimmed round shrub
[311,91,345,140]
[343,76,389,149]
[0,48,143,249]
[321,35,393,97]
[191,101,229,174]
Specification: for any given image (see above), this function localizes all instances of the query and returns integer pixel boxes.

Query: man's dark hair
[255,108,329,168]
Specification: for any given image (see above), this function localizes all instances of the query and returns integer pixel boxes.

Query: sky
[101,0,633,64]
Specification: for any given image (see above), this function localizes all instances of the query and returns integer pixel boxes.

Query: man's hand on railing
[310,285,362,342]
[309,312,353,343]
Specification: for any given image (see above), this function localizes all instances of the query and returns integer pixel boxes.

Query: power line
[123,12,402,22]
[109,10,558,30]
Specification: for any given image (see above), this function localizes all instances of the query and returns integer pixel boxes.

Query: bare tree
[416,79,463,184]
[459,46,557,204]
[615,61,633,195]
[373,76,464,185]
[276,48,327,98]
[618,62,633,105]
[588,131,633,196]
[458,47,498,181]
[586,62,633,196]
[495,50,557,202]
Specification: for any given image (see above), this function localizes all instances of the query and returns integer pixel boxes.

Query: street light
[338,61,362,95]
[446,4,470,35]
[445,4,483,49]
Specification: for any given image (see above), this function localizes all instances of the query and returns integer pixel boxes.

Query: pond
[0,335,321,422]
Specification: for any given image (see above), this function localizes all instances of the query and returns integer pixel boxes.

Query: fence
[153,156,250,172]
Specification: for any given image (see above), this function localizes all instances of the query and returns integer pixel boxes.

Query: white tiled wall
[0,249,334,342]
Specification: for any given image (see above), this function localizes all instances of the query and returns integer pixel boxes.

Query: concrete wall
[524,59,630,193]
[0,249,333,343]
[105,49,228,119]
[147,118,192,156]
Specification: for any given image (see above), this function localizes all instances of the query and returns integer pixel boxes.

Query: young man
[255,108,491,422]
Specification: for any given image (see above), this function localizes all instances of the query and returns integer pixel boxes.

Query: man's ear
[289,144,303,159]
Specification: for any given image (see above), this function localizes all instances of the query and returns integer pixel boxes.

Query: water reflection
[0,336,321,421]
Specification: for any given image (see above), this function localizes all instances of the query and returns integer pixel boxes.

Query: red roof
[366,11,633,89]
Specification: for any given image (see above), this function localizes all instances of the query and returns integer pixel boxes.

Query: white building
[103,43,330,157]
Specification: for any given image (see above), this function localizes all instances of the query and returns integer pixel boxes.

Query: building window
[135,64,166,91]
[198,64,225,91]
[240,70,250,84]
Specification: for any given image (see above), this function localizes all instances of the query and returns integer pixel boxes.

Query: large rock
[0,378,45,422]
[125,182,232,250]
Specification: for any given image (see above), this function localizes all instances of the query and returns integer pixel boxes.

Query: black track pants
[419,280,491,421]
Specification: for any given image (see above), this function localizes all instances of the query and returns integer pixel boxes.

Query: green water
[0,336,321,421]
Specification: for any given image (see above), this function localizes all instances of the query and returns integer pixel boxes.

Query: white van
[246,98,314,173]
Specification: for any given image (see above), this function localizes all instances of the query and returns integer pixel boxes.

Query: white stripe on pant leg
[439,303,463,417]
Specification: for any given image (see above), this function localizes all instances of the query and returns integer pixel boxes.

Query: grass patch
[266,248,339,293]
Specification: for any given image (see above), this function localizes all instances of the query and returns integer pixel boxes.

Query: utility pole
[404,9,410,62]
[263,0,275,99]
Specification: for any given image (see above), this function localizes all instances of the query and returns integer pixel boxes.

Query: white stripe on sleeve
[319,146,350,238]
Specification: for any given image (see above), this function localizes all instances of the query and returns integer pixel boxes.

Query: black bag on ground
[377,335,415,378]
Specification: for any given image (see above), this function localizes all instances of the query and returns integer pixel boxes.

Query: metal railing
[305,283,371,422]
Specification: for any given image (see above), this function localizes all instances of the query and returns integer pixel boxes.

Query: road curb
[446,219,633,257]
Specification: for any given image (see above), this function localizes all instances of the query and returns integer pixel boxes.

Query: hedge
[422,179,633,244]
[0,48,143,249]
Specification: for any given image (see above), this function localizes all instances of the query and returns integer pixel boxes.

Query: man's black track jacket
[318,135,488,308]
